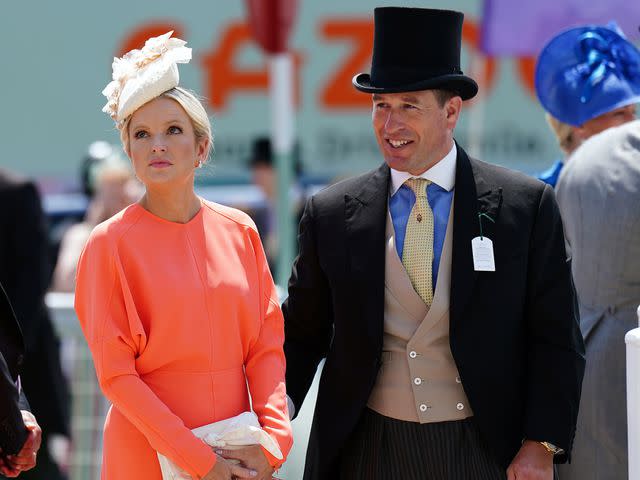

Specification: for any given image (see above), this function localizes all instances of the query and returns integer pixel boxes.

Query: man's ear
[445,96,463,129]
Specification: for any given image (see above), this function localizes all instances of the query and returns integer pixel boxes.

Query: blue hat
[535,23,640,126]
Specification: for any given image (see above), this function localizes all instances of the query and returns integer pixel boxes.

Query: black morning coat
[0,170,70,441]
[0,282,29,455]
[283,144,586,480]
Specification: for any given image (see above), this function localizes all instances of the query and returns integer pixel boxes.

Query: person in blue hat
[535,22,640,187]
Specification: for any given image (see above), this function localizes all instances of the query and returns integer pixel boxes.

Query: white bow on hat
[102,31,192,123]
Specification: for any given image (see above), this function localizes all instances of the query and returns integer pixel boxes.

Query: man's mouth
[387,139,412,148]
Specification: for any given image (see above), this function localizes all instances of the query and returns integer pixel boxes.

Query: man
[0,169,70,479]
[555,120,640,479]
[0,282,41,477]
[246,136,304,276]
[534,22,640,187]
[283,7,585,480]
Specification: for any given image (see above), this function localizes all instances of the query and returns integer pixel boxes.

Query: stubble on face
[371,90,458,175]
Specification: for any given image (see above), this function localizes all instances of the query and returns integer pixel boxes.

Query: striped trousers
[339,408,506,480]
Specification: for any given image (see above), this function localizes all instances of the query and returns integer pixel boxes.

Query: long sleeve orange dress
[74,200,292,479]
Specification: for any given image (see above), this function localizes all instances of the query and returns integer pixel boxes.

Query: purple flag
[480,0,640,56]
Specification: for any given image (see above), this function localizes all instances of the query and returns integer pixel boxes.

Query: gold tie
[402,177,434,306]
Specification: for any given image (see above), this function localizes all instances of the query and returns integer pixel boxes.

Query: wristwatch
[538,441,563,455]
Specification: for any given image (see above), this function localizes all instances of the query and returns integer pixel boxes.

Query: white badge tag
[471,236,496,272]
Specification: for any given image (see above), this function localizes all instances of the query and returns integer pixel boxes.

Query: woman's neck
[139,187,202,224]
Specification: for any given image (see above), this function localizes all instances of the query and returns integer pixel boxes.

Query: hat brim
[352,73,478,100]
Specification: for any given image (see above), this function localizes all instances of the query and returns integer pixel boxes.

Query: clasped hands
[0,411,41,477]
[203,444,274,480]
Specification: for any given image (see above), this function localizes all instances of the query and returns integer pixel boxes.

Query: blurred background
[7,0,618,191]
[1,0,638,478]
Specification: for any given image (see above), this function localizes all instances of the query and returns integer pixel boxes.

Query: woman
[74,32,292,479]
[534,22,640,187]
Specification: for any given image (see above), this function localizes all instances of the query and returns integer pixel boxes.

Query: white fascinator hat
[102,31,192,124]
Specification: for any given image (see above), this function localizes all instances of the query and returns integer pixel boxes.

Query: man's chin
[384,156,414,173]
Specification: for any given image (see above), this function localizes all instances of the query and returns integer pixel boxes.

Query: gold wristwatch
[538,441,562,455]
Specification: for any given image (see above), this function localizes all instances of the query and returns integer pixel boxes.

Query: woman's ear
[196,137,210,165]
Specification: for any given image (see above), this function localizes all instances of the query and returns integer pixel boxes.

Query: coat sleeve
[282,196,334,415]
[74,231,217,479]
[244,226,293,468]
[522,184,585,461]
[6,181,50,353]
[0,350,27,455]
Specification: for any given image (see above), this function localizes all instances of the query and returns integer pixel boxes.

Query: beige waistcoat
[367,204,473,423]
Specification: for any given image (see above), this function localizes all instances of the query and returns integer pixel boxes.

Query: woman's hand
[215,445,274,480]
[201,454,258,479]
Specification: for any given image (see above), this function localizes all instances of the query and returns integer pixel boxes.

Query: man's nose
[384,109,405,132]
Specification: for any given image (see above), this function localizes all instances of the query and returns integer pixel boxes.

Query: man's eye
[168,126,183,134]
[403,104,417,109]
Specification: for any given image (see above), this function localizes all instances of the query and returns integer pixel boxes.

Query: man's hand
[0,411,41,477]
[506,440,553,480]
[215,445,274,480]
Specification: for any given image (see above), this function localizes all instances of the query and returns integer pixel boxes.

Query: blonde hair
[545,113,579,155]
[119,87,213,162]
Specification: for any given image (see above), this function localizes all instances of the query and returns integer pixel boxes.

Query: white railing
[625,305,640,480]
[47,292,107,480]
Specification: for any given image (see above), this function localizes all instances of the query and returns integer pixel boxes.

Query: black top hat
[247,137,303,177]
[353,7,478,100]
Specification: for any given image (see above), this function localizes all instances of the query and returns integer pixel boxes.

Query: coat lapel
[450,145,503,335]
[345,164,390,350]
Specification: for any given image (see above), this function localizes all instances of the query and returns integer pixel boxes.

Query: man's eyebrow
[399,94,421,103]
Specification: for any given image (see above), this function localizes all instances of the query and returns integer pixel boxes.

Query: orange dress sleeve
[74,227,217,479]
[244,226,293,468]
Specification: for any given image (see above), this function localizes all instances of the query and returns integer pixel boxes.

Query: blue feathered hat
[535,23,640,126]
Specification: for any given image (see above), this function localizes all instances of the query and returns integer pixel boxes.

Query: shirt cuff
[287,395,296,420]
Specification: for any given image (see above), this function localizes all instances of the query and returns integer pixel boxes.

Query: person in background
[0,169,70,480]
[0,282,41,477]
[534,22,640,187]
[247,136,303,274]
[51,151,140,292]
[555,120,640,479]
[75,31,292,479]
[283,7,584,480]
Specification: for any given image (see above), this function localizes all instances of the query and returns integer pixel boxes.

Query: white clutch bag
[157,411,283,480]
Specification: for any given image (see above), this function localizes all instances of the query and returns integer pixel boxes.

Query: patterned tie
[402,177,434,306]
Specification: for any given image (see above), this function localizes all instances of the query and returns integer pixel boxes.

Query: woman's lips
[150,160,172,168]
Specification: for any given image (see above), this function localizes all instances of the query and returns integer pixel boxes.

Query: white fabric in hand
[157,411,283,480]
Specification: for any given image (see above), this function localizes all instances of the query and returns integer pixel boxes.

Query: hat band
[575,31,640,103]
[370,65,463,87]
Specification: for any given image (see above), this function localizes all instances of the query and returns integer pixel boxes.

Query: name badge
[471,236,496,272]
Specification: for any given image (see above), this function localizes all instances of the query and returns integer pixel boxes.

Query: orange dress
[74,201,292,479]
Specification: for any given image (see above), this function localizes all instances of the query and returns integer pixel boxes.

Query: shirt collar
[390,143,457,197]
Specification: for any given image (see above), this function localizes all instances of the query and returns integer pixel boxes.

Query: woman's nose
[152,143,167,154]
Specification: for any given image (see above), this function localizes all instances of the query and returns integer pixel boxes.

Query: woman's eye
[168,126,183,134]
[134,130,148,139]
